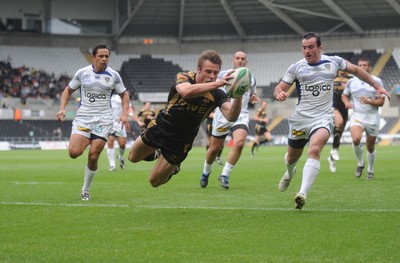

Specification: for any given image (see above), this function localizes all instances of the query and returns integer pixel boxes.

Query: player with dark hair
[128,50,242,187]
[274,32,390,209]
[57,44,130,201]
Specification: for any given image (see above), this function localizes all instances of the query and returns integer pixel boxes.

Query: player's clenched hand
[56,110,66,122]
[275,91,288,101]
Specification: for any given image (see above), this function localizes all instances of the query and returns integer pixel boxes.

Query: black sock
[332,127,343,149]
[251,142,257,152]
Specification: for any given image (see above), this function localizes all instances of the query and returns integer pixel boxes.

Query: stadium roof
[113,0,400,43]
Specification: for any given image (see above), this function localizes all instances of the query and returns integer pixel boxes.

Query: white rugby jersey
[217,68,257,114]
[282,55,347,118]
[69,65,126,117]
[110,93,123,120]
[343,75,383,114]
[110,93,132,121]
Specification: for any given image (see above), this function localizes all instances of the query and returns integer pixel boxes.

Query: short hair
[197,50,222,69]
[358,58,371,67]
[303,32,321,47]
[92,45,110,56]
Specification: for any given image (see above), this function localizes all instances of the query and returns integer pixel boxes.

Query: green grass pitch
[1,145,399,262]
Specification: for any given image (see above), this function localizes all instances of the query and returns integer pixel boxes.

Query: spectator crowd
[0,60,70,103]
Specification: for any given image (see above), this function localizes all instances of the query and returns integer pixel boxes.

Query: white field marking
[1,201,400,212]
[13,181,65,185]
[0,202,129,207]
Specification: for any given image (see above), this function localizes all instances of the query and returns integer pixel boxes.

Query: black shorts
[335,106,348,124]
[255,124,268,136]
[287,127,328,149]
[141,124,191,165]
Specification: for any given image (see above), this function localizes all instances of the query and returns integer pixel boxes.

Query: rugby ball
[226,67,252,99]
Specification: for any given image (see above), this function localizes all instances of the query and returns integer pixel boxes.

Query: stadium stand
[119,54,183,94]
[0,61,69,100]
[0,45,87,77]
[380,56,400,90]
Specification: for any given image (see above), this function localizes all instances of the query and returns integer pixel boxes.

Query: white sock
[203,160,213,174]
[299,158,320,196]
[118,148,125,160]
[82,165,97,192]
[285,153,297,177]
[107,148,115,167]
[366,150,376,173]
[352,143,364,167]
[222,162,234,177]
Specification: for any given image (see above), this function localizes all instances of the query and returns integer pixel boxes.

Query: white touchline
[1,201,400,213]
[13,181,65,185]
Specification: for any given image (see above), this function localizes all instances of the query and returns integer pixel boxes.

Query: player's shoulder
[346,76,359,87]
[321,54,345,65]
[371,75,384,87]
[177,71,195,83]
[105,66,121,77]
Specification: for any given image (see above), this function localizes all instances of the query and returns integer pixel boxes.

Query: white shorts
[109,120,127,138]
[212,110,249,137]
[349,112,380,137]
[288,113,334,140]
[71,115,114,140]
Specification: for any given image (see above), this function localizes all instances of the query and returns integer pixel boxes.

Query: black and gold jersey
[333,73,352,109]
[155,71,229,142]
[255,107,267,126]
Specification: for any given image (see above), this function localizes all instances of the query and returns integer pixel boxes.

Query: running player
[251,100,272,157]
[342,58,385,180]
[57,44,130,201]
[274,32,390,209]
[200,51,259,189]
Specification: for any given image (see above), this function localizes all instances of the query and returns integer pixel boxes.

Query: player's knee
[308,147,321,159]
[366,144,375,153]
[88,154,100,163]
[68,149,82,159]
[149,177,162,187]
[235,140,246,149]
[353,137,362,145]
